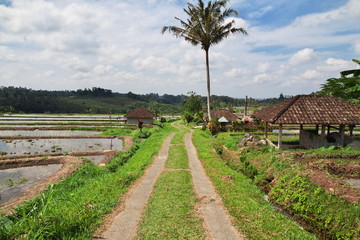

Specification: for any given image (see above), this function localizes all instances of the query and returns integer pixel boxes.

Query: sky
[0,0,359,99]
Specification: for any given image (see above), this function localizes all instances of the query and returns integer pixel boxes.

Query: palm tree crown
[162,0,247,120]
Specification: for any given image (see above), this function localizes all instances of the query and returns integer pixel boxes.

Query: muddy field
[0,114,133,212]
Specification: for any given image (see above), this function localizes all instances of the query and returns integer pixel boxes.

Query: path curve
[185,130,244,240]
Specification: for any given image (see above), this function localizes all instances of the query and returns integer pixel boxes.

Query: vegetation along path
[96,123,243,239]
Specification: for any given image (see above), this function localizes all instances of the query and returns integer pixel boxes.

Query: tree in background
[162,0,247,120]
[319,59,360,105]
[182,91,203,123]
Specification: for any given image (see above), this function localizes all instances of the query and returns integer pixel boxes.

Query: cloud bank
[0,0,358,98]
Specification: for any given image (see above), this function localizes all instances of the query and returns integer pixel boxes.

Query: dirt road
[95,126,243,239]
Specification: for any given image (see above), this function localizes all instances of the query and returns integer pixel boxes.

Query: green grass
[192,129,317,240]
[210,132,360,239]
[135,170,205,240]
[0,124,175,239]
[170,132,185,144]
[169,122,189,145]
[166,144,189,169]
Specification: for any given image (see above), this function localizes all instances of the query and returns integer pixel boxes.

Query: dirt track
[95,126,243,240]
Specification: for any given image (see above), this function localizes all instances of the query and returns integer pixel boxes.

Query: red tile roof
[210,109,239,122]
[124,108,155,118]
[252,95,360,124]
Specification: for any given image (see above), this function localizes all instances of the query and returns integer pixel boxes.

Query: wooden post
[244,95,248,117]
[265,122,268,138]
[315,124,319,134]
[278,124,283,149]
[321,125,326,137]
[340,124,345,147]
[349,125,354,137]
[300,124,303,130]
[327,125,331,135]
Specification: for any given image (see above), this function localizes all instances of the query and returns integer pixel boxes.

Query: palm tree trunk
[205,49,211,121]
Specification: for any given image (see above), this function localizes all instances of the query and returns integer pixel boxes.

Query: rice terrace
[0,107,359,239]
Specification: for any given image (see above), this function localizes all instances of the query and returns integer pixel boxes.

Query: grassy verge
[0,124,175,239]
[213,132,360,239]
[192,129,317,240]
[135,170,205,240]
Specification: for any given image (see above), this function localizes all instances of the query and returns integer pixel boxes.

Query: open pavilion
[252,95,360,149]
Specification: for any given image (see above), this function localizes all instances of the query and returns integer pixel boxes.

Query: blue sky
[0,0,359,98]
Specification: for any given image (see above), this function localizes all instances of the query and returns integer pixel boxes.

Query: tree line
[0,86,288,114]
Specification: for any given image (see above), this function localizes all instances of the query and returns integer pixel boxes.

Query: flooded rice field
[0,130,101,136]
[0,114,131,207]
[0,137,122,155]
[0,164,62,205]
[0,114,124,119]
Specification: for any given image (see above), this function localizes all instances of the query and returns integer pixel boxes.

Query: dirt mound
[324,162,360,178]
[307,164,360,203]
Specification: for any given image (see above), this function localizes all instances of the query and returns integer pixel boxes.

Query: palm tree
[162,0,247,120]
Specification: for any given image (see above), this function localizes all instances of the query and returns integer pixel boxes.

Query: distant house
[124,108,155,125]
[252,95,360,149]
[206,109,240,125]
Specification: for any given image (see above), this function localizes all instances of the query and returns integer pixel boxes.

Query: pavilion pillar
[349,125,354,137]
[264,122,268,138]
[300,124,303,130]
[278,124,283,149]
[321,125,326,137]
[327,125,331,135]
[340,124,345,147]
[315,124,319,134]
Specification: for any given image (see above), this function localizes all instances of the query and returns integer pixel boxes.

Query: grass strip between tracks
[136,130,205,240]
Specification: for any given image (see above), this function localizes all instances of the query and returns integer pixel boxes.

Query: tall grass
[192,129,317,240]
[0,124,174,239]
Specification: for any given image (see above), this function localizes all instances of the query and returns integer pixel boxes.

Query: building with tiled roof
[124,108,155,125]
[206,109,239,124]
[252,95,360,149]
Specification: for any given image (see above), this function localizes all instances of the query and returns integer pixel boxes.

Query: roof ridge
[273,95,301,122]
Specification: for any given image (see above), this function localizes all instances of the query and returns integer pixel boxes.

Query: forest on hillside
[0,86,288,115]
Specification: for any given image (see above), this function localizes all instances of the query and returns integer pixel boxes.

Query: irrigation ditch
[216,132,360,239]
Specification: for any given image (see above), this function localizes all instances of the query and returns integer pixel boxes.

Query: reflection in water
[0,164,62,204]
[0,138,123,155]
[0,130,101,136]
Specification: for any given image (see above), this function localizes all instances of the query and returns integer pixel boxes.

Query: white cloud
[256,62,270,73]
[253,73,270,84]
[354,40,360,55]
[248,5,273,19]
[289,48,317,65]
[0,46,16,61]
[302,70,321,80]
[0,0,357,98]
[224,67,250,78]
[93,64,114,75]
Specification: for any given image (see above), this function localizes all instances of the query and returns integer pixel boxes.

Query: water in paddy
[0,164,62,205]
[0,130,101,136]
[344,179,360,189]
[0,114,124,119]
[0,138,123,155]
[82,155,106,164]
